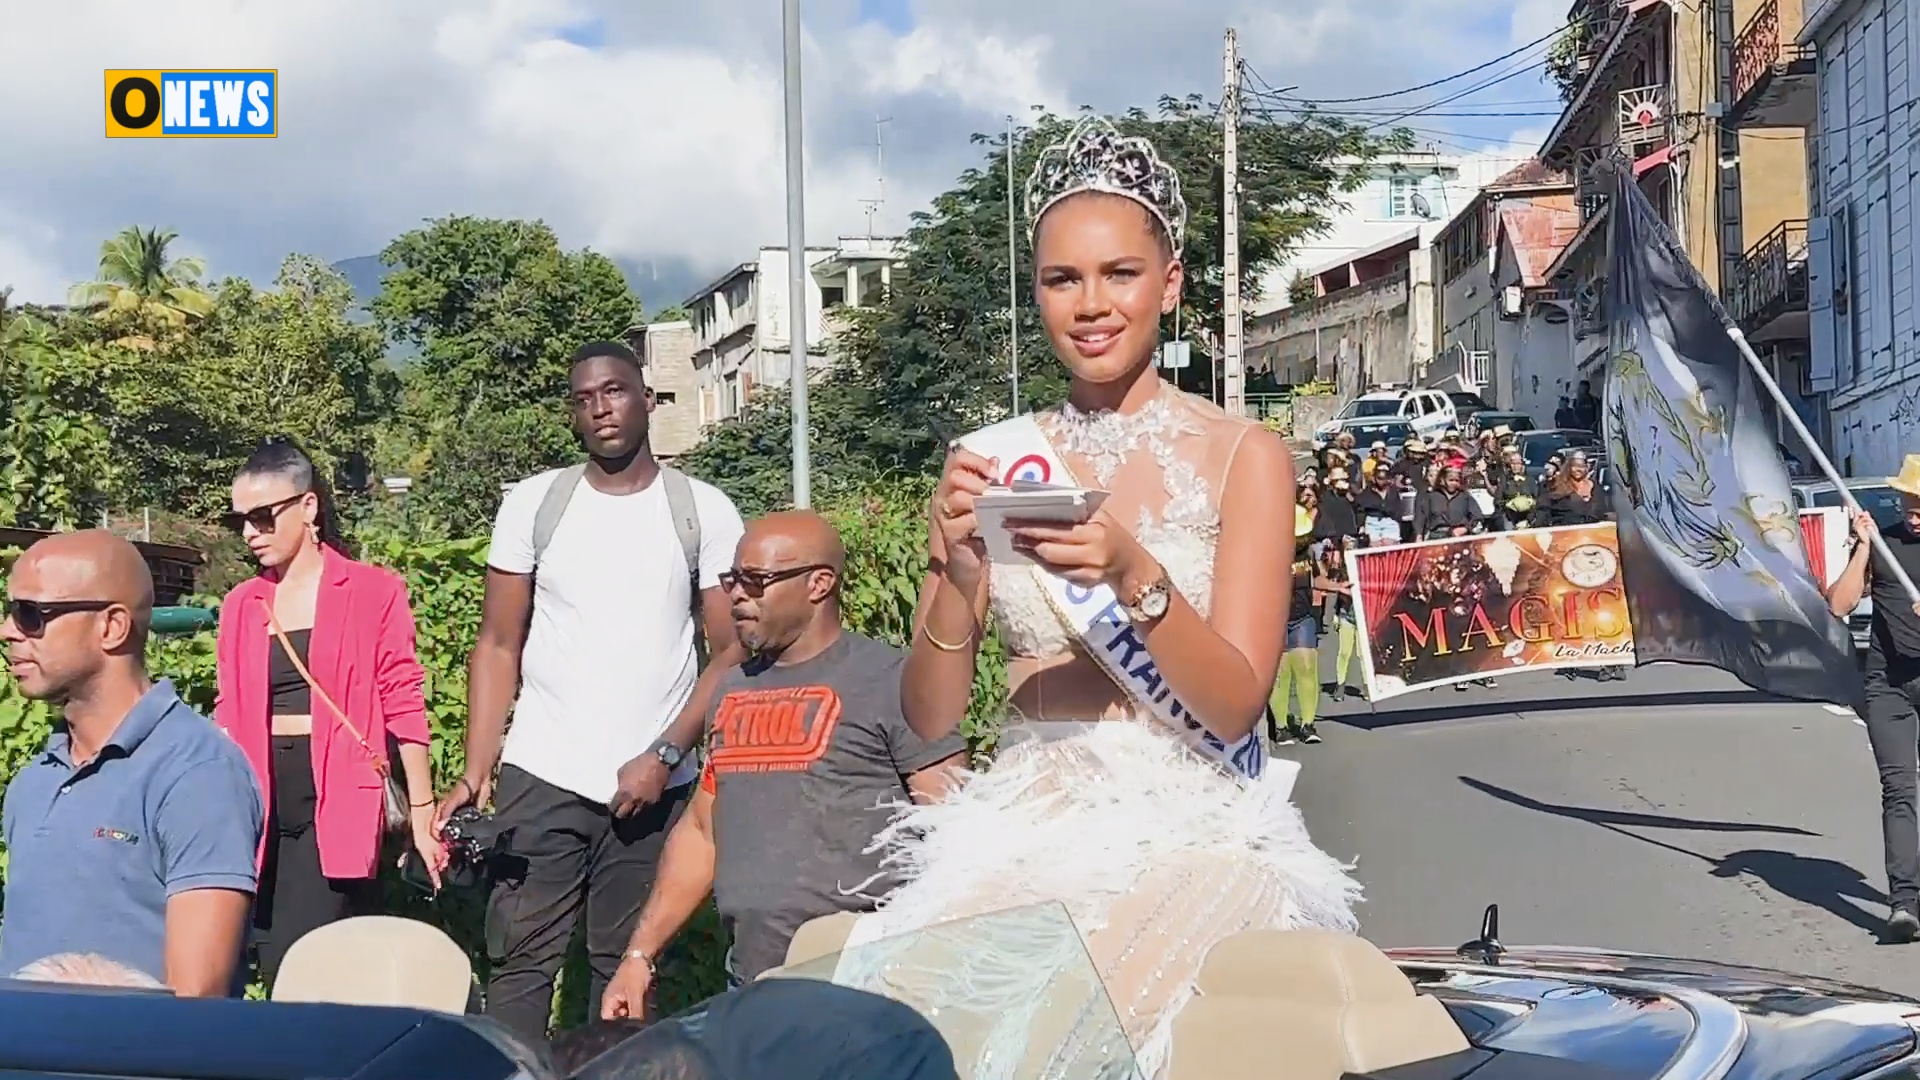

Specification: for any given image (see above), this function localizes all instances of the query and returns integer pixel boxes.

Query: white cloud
[0,208,73,305]
[0,0,1552,301]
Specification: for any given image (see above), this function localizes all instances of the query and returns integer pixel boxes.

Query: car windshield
[1520,432,1596,467]
[1449,393,1488,411]
[1812,484,1904,530]
[1344,421,1415,445]
[1343,398,1402,419]
[673,903,1137,1079]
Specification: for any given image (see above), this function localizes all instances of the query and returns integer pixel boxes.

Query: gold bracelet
[921,621,975,652]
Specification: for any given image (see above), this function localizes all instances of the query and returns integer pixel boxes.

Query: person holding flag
[1598,161,1860,709]
[1825,457,1920,940]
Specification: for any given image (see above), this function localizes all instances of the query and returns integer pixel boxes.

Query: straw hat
[1326,467,1351,485]
[1405,436,1428,451]
[1370,440,1387,450]
[1295,504,1315,538]
[1491,424,1513,438]
[1891,454,1920,496]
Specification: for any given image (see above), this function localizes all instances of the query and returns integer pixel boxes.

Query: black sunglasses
[3,599,115,637]
[718,564,834,596]
[222,493,306,534]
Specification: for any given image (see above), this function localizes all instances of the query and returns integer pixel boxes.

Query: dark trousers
[482,764,690,1042]
[1864,660,1920,912]
[254,735,379,985]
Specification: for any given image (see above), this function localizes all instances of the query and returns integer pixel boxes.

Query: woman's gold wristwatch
[1123,568,1172,624]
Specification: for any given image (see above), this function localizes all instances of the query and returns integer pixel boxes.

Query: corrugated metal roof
[1496,202,1584,287]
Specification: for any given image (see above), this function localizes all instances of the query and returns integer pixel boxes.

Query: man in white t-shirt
[435,340,747,1040]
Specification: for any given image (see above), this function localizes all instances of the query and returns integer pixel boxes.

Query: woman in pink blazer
[214,437,445,983]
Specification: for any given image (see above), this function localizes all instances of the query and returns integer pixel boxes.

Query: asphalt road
[1279,660,1920,997]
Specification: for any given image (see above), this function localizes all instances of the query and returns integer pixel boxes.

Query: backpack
[529,463,706,656]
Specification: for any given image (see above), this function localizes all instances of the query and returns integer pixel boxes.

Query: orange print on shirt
[706,685,842,778]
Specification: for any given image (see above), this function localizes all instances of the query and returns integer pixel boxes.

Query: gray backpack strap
[660,466,706,656]
[530,464,589,567]
[660,467,703,606]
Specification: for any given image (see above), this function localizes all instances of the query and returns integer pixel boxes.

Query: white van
[1313,388,1457,447]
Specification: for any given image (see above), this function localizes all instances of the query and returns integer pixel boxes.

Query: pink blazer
[214,545,430,880]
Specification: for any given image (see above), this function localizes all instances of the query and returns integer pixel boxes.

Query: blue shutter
[1807,215,1836,391]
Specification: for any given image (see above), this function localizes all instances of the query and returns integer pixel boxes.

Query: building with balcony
[1253,152,1532,316]
[684,236,903,428]
[1537,0,1813,402]
[1245,232,1435,398]
[1429,160,1580,410]
[1793,0,1920,475]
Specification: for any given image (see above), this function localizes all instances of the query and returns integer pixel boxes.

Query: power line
[1241,18,1581,106]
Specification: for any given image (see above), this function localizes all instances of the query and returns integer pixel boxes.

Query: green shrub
[0,479,1005,1023]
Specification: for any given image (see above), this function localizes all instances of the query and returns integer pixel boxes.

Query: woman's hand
[934,446,996,590]
[409,805,447,891]
[1007,507,1151,589]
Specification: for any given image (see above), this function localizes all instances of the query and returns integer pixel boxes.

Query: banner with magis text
[1346,509,1846,699]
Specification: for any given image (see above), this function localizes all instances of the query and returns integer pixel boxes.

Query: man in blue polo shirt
[0,531,262,995]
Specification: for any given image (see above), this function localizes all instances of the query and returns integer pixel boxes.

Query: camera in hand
[404,806,517,893]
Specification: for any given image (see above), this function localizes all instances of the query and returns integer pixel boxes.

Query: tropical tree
[369,216,642,537]
[67,226,216,342]
[0,315,117,530]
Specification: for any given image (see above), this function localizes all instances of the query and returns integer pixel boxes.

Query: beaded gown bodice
[988,384,1256,705]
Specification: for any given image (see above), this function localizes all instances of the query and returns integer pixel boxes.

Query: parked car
[1445,391,1490,428]
[1790,477,1899,652]
[1314,388,1458,448]
[1515,428,1603,486]
[1465,410,1537,439]
[1323,419,1418,457]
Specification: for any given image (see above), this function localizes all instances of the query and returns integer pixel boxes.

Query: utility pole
[781,0,811,506]
[1007,115,1021,415]
[1220,27,1245,417]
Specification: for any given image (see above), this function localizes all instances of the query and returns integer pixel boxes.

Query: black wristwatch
[650,741,685,769]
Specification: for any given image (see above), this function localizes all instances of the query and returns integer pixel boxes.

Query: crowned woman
[830,117,1362,1080]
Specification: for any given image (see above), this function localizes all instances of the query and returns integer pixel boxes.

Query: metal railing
[1728,219,1809,328]
[1731,0,1815,106]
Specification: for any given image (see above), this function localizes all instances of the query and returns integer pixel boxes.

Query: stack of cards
[972,481,1110,565]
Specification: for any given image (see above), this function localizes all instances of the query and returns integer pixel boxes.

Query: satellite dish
[1411,192,1435,219]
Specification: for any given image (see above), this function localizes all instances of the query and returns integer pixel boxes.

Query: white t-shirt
[488,467,746,802]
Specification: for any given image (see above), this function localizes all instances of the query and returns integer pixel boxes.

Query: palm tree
[68,226,215,336]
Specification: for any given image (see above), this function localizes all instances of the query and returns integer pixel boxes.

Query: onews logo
[104,70,277,138]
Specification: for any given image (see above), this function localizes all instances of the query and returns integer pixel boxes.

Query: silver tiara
[1025,116,1188,255]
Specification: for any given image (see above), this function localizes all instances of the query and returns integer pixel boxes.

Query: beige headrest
[1195,929,1416,1003]
[779,911,865,971]
[1172,994,1469,1080]
[270,916,474,1013]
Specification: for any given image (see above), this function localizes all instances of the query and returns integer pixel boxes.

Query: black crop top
[269,629,313,715]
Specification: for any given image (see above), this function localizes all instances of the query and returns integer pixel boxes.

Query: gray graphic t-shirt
[699,632,966,980]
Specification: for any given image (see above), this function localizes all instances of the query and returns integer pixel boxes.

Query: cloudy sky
[0,0,1566,309]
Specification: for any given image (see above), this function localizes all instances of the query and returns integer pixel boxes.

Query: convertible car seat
[776,915,1469,1080]
[271,915,475,1014]
[1168,929,1470,1080]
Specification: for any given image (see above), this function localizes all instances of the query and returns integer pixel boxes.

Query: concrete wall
[1291,394,1340,438]
[1246,269,1413,390]
[637,321,702,458]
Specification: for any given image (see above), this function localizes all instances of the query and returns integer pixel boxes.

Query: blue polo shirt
[0,680,263,985]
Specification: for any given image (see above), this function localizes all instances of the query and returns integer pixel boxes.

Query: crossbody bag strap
[261,599,390,780]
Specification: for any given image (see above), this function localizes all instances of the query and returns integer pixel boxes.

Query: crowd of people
[1271,421,1620,739]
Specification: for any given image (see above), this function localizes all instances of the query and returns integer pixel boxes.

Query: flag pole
[1723,325,1920,604]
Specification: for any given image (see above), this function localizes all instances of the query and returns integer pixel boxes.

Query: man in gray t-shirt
[601,512,966,1015]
